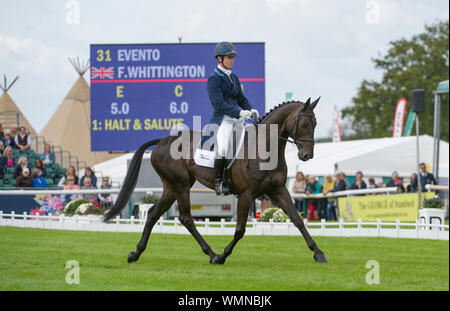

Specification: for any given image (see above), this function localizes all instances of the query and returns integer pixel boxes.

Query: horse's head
[287,97,320,161]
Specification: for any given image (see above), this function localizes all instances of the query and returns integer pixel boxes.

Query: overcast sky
[0,0,448,138]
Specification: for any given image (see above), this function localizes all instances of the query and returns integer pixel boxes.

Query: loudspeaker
[411,89,425,113]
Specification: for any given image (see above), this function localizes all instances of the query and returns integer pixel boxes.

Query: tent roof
[0,88,37,137]
[285,135,449,178]
[39,64,120,167]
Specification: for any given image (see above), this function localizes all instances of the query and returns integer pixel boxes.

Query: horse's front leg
[270,186,328,263]
[211,193,252,264]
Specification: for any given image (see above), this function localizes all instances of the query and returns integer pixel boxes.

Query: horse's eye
[301,122,309,129]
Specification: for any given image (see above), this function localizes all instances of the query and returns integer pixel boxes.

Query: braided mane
[256,100,302,124]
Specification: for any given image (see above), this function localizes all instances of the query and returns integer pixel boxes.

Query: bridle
[281,102,316,146]
[252,102,316,147]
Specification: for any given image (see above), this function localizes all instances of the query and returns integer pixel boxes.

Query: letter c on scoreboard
[175,85,183,97]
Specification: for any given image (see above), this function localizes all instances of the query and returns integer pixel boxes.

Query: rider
[206,42,259,195]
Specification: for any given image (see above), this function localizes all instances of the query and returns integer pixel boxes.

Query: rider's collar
[217,64,232,76]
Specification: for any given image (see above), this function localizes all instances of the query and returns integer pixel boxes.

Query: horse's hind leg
[127,189,176,263]
[175,187,217,262]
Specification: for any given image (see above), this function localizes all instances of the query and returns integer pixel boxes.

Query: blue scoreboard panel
[90,43,265,151]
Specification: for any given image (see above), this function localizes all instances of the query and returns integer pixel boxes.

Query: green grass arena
[0,227,448,291]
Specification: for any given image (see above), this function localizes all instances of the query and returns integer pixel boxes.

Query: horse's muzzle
[298,151,313,161]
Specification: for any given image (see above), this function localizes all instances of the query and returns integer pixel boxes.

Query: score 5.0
[111,102,129,115]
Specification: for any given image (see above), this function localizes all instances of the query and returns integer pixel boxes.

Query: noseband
[281,103,315,146]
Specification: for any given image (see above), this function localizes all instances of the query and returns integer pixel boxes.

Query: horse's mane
[256,100,303,124]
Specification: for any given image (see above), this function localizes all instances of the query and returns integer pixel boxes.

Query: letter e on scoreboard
[117,86,124,98]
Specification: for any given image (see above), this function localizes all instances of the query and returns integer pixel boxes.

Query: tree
[342,20,449,141]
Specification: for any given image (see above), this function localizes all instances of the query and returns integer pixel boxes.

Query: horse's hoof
[127,251,139,263]
[313,252,328,263]
[210,254,226,264]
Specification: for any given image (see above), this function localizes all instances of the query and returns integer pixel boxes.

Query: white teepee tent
[39,58,121,167]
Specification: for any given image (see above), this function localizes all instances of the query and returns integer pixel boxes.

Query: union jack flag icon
[91,66,114,79]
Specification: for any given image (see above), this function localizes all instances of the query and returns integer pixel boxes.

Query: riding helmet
[214,42,238,58]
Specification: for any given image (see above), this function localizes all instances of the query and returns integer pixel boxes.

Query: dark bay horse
[103,98,328,264]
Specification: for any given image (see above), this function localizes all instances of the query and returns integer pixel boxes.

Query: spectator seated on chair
[14,156,31,179]
[0,140,4,156]
[14,126,32,151]
[1,146,15,169]
[81,176,98,204]
[40,143,55,165]
[58,165,79,187]
[63,176,80,190]
[15,167,33,188]
[34,158,47,178]
[2,129,17,149]
[32,168,47,188]
[80,167,97,188]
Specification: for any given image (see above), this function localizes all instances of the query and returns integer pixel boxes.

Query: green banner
[402,110,416,136]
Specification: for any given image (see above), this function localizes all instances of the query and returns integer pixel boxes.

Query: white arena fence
[0,212,447,241]
[1,186,448,240]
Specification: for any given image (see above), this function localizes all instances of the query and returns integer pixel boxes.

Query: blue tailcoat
[206,68,252,126]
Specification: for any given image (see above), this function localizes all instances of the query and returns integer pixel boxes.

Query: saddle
[194,120,251,195]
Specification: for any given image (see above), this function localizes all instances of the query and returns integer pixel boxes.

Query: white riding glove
[250,109,260,118]
[239,109,253,120]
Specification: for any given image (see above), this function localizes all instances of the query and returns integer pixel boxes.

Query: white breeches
[216,115,241,158]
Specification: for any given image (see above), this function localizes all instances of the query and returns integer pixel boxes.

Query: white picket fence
[0,211,448,241]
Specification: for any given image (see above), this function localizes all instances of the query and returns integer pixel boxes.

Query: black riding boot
[214,157,231,196]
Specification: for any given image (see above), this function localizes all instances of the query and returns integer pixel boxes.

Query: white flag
[332,106,342,142]
[392,98,407,137]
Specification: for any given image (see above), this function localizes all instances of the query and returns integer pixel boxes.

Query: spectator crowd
[0,124,113,209]
[291,164,438,221]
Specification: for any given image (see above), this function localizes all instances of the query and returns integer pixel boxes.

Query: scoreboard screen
[90,42,265,151]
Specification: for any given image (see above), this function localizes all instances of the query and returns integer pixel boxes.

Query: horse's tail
[102,138,161,222]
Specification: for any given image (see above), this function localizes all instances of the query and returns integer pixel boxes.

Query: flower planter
[418,208,446,230]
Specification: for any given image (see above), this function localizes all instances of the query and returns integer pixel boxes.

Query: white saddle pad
[194,121,252,169]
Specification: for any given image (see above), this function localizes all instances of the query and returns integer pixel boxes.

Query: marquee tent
[285,135,449,179]
[39,58,120,167]
[0,75,37,136]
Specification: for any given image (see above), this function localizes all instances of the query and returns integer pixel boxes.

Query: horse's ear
[302,97,311,111]
[311,97,320,110]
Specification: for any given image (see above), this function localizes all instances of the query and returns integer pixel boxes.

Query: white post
[205,218,210,235]
[339,218,344,235]
[377,218,381,237]
[321,219,326,235]
[269,219,274,235]
[415,219,420,239]
[115,215,120,232]
[357,218,362,233]
[23,212,27,226]
[396,219,400,238]
[286,219,291,235]
[252,218,257,235]
[220,218,225,235]
[11,211,15,222]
